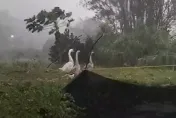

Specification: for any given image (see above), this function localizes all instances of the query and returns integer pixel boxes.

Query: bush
[0,82,83,118]
[94,25,170,67]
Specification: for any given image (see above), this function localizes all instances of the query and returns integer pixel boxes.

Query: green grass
[1,62,176,86]
[0,62,72,86]
[1,62,176,88]
[0,62,82,118]
[0,62,176,117]
[94,67,176,86]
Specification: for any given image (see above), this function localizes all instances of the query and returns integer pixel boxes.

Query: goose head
[69,49,74,53]
[76,50,80,53]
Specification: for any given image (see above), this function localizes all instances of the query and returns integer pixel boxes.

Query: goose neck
[68,51,73,62]
[89,53,93,64]
[75,51,80,65]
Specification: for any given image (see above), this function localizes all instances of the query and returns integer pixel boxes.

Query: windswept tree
[24,7,75,63]
[24,7,74,34]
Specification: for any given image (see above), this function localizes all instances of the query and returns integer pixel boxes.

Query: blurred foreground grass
[0,61,176,117]
[0,61,82,118]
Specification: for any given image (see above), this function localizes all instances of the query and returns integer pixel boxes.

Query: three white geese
[59,48,94,78]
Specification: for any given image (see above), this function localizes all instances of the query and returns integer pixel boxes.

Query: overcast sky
[0,0,96,50]
[0,0,94,22]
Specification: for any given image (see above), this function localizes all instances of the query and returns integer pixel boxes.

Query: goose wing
[59,62,74,73]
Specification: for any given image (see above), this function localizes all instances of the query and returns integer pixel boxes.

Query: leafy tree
[24,7,74,63]
[78,0,176,67]
[24,7,74,34]
[49,29,80,64]
[49,29,95,65]
[93,25,171,67]
[81,0,176,33]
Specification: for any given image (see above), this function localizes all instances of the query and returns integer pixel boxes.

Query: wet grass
[0,62,176,87]
[0,62,72,86]
[94,66,176,86]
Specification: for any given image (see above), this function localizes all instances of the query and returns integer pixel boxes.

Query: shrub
[0,82,83,118]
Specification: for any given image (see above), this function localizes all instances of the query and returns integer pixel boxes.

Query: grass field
[0,62,176,117]
[0,62,176,86]
[94,66,176,86]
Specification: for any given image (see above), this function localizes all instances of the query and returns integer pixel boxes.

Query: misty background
[0,0,176,67]
[0,0,97,62]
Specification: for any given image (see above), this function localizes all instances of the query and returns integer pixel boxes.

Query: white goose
[73,50,81,76]
[59,49,74,73]
[84,51,94,71]
[68,50,81,78]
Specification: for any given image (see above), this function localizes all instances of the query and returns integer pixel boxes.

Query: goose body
[59,49,74,73]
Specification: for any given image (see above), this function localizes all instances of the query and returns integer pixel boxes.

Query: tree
[78,0,176,67]
[24,7,74,34]
[81,0,176,34]
[49,29,81,64]
[24,7,74,63]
